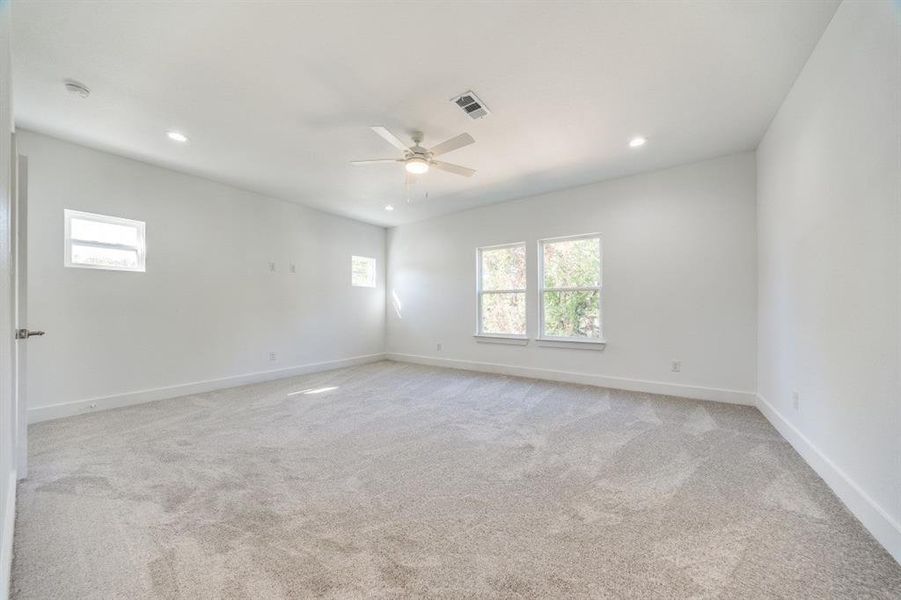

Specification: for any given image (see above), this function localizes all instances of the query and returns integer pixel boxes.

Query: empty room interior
[0,0,899,598]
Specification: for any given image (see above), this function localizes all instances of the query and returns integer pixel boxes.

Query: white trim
[756,393,901,565]
[28,353,386,424]
[386,353,755,406]
[473,334,529,346]
[536,337,607,350]
[476,240,526,251]
[1,470,16,600]
[537,232,602,244]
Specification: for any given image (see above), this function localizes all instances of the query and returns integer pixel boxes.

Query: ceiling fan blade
[350,159,403,165]
[428,133,475,157]
[371,126,410,152]
[431,160,476,177]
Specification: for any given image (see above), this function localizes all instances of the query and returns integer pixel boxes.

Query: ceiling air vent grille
[452,90,489,120]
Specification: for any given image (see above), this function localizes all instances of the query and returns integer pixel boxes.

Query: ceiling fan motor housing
[352,126,476,178]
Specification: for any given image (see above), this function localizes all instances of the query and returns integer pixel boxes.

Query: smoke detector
[451,90,489,120]
[64,79,91,99]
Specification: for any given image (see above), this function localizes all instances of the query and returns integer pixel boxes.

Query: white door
[12,144,38,479]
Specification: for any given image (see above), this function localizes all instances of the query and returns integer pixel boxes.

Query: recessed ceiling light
[166,130,189,143]
[63,79,90,98]
[384,204,395,211]
[629,136,647,148]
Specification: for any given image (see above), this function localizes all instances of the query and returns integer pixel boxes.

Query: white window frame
[351,255,377,288]
[476,241,528,340]
[538,233,604,344]
[64,209,146,272]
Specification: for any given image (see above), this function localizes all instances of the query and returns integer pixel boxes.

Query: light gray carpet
[11,360,901,599]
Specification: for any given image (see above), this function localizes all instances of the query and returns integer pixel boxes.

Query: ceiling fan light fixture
[405,157,430,174]
[353,127,474,178]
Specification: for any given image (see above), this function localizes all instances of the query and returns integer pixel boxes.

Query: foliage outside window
[477,243,526,336]
[540,235,602,339]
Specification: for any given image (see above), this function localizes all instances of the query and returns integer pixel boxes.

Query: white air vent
[451,90,489,120]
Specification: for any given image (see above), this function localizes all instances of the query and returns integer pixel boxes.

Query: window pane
[351,256,376,287]
[543,290,600,338]
[481,245,526,290]
[481,292,526,335]
[543,237,600,288]
[71,244,139,269]
[70,217,139,247]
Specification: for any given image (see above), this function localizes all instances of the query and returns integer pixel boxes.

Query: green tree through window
[540,236,602,339]
[478,243,526,335]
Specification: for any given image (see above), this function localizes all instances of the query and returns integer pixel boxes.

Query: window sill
[535,337,607,350]
[474,334,530,346]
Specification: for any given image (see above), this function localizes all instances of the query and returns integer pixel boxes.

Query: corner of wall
[755,393,901,564]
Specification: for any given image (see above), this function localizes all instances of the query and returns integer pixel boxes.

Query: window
[477,243,526,336]
[351,255,376,287]
[64,209,146,272]
[539,234,602,340]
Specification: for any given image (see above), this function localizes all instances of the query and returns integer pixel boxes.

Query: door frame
[12,148,26,479]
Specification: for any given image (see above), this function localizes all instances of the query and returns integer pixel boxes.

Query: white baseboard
[386,352,756,406]
[756,393,900,565]
[28,353,387,424]
[1,470,16,600]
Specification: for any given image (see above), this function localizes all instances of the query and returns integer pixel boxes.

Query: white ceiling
[12,1,839,227]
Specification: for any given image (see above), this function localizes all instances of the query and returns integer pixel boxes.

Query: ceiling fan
[351,127,476,177]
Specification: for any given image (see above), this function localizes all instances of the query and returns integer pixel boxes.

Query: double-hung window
[539,234,602,340]
[477,243,527,337]
[64,209,146,272]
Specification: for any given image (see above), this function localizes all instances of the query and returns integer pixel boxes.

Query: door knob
[15,329,45,340]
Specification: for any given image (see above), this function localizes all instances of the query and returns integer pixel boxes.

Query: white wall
[387,152,757,403]
[756,0,900,561]
[19,131,386,421]
[0,3,15,597]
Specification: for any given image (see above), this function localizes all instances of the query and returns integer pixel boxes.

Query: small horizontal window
[351,255,376,287]
[64,210,146,272]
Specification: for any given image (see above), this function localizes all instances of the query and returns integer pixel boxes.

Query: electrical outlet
[436,343,442,352]
[269,352,277,362]
[269,262,276,272]
[792,390,800,411]
[289,263,296,274]
[671,360,681,373]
